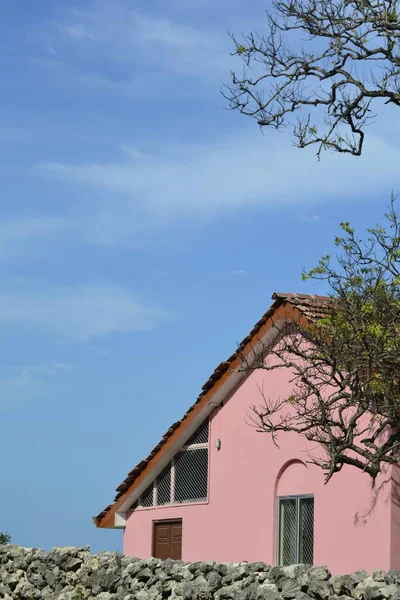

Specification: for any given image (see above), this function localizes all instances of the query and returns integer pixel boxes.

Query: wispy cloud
[0,285,167,341]
[20,362,75,376]
[34,131,400,233]
[83,345,109,356]
[0,217,71,260]
[55,2,231,82]
[131,12,222,53]
[61,6,220,50]
[21,1,235,102]
[154,270,175,288]
[225,269,247,278]
[0,362,74,407]
[299,214,321,223]
[121,144,150,160]
[60,23,96,40]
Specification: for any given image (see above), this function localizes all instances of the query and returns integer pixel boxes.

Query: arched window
[275,460,314,565]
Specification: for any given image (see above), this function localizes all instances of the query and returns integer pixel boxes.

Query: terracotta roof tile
[94,292,331,525]
[272,292,332,322]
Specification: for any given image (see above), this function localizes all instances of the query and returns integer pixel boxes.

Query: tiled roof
[272,292,332,322]
[94,292,332,526]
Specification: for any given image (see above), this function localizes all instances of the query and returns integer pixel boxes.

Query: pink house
[95,293,400,574]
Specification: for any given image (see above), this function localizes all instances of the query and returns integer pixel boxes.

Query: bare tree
[224,0,400,158]
[243,198,400,482]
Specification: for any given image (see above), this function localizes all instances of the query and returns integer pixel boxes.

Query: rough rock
[352,577,384,600]
[0,545,400,600]
[256,583,280,600]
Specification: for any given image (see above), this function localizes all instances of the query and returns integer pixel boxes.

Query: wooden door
[153,520,182,560]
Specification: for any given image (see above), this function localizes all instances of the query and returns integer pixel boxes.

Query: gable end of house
[93,292,331,529]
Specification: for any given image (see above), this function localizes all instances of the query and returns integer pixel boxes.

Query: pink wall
[124,364,394,573]
[390,464,400,569]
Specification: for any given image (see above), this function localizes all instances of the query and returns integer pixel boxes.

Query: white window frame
[276,494,314,566]
[134,421,209,509]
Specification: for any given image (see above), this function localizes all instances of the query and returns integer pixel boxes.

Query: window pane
[156,464,171,505]
[140,484,154,507]
[279,498,297,566]
[299,497,314,564]
[185,419,209,446]
[174,448,208,502]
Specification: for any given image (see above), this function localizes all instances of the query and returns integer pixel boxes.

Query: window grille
[174,448,208,503]
[184,419,209,446]
[132,419,209,509]
[139,484,154,507]
[156,463,172,505]
[279,498,297,565]
[278,496,314,566]
[299,497,314,564]
[129,499,138,511]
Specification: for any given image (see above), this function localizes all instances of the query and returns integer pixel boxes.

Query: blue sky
[1,0,400,553]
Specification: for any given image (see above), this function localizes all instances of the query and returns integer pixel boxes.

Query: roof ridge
[272,291,331,301]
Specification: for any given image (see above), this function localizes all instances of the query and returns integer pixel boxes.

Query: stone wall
[2,545,400,600]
